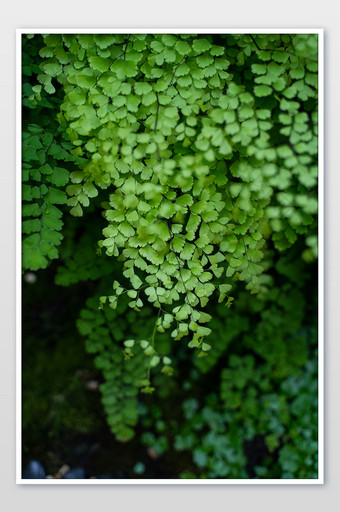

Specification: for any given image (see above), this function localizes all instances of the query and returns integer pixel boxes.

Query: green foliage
[174,395,248,478]
[22,124,69,270]
[22,36,86,271]
[77,295,148,441]
[22,33,318,478]
[171,348,318,479]
[77,290,174,441]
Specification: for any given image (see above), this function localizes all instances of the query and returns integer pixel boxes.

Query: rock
[24,272,37,284]
[55,464,70,478]
[85,380,99,391]
[23,460,46,479]
[63,467,86,479]
[147,447,159,460]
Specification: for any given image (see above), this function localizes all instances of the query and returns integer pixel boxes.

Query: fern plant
[22,32,318,456]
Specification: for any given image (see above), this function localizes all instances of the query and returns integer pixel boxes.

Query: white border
[16,27,324,485]
[317,29,324,485]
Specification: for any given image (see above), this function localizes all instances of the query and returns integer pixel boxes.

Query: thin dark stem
[154,92,160,135]
[123,35,130,61]
[226,172,251,268]
[129,34,154,54]
[37,127,58,243]
[167,56,186,89]
[249,34,261,52]
[249,34,317,63]
[102,305,117,347]
[92,51,125,88]
[154,92,161,160]
[165,218,194,318]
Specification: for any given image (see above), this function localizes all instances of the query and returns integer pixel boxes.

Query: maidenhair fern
[22,32,318,446]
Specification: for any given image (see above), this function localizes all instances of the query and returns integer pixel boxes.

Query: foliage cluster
[22,32,318,478]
